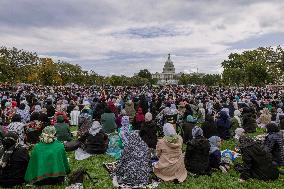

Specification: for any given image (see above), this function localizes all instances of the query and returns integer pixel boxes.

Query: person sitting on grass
[118,116,132,148]
[113,132,151,188]
[0,132,29,188]
[263,123,284,166]
[101,107,117,134]
[25,126,70,186]
[54,115,72,142]
[201,114,218,139]
[216,110,231,140]
[133,107,145,130]
[7,114,25,145]
[230,110,242,134]
[181,115,196,144]
[185,126,211,176]
[208,136,230,173]
[139,112,158,149]
[154,123,187,183]
[235,136,279,182]
[242,107,257,133]
[79,121,109,154]
[25,112,44,145]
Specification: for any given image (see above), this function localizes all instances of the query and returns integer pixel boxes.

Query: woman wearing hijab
[201,114,218,139]
[263,123,284,166]
[0,132,29,188]
[118,116,132,147]
[54,115,72,142]
[208,136,222,169]
[39,108,49,127]
[153,123,187,183]
[33,104,42,113]
[70,106,80,126]
[164,104,178,129]
[124,100,136,123]
[275,108,284,124]
[208,136,229,172]
[140,112,158,149]
[230,110,242,133]
[78,109,93,136]
[25,126,70,185]
[7,114,25,145]
[236,136,279,181]
[185,126,211,176]
[183,104,193,121]
[216,111,231,140]
[79,121,109,154]
[197,103,206,122]
[242,107,257,133]
[114,132,151,188]
[16,103,30,124]
[115,109,127,129]
[25,112,44,144]
[257,108,271,128]
[101,107,117,134]
[133,107,145,130]
[181,115,197,144]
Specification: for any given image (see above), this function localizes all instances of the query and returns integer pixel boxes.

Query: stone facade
[152,54,181,85]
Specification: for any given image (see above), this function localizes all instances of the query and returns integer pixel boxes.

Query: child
[208,136,230,173]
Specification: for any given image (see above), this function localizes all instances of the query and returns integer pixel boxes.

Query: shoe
[219,166,227,173]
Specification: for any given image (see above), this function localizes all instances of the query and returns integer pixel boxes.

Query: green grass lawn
[14,127,284,189]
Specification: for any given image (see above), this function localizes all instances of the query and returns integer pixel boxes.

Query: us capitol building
[152,54,183,85]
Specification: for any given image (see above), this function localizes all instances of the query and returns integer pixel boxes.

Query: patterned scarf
[40,126,56,144]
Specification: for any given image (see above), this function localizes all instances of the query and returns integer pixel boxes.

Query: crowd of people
[0,84,284,188]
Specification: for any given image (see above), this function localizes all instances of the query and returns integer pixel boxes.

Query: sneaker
[219,165,227,173]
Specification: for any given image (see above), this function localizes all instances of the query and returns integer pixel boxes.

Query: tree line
[0,46,283,86]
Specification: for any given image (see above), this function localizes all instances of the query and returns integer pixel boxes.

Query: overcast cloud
[0,0,283,76]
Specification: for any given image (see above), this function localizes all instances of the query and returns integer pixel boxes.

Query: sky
[0,0,284,76]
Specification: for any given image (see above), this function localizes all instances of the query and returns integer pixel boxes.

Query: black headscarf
[0,132,19,168]
[266,123,279,133]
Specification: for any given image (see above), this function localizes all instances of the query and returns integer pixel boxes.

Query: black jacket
[239,141,279,180]
[45,104,55,118]
[140,121,158,149]
[242,113,257,133]
[181,122,194,144]
[185,136,211,175]
[209,150,221,169]
[264,132,284,166]
[80,130,109,154]
[201,121,218,139]
[0,147,29,188]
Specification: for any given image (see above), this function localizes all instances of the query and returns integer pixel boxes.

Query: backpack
[68,167,97,185]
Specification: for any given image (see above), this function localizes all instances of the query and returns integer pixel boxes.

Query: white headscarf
[234,128,245,140]
[34,105,42,113]
[89,121,102,136]
[145,112,153,122]
[208,136,221,154]
[163,123,176,137]
[234,110,242,127]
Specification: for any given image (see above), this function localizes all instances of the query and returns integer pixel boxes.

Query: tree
[57,61,86,85]
[221,46,284,86]
[137,69,152,79]
[0,46,39,83]
[38,58,61,85]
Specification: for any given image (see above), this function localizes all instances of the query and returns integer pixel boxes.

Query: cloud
[0,0,283,76]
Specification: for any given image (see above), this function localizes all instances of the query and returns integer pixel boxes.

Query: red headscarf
[135,107,145,122]
[11,101,17,108]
